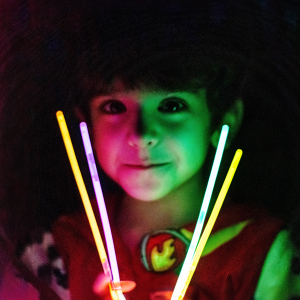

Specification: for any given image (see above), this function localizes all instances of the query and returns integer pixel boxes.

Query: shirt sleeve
[254,230,300,300]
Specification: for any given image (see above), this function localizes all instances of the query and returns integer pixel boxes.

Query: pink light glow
[80,122,120,283]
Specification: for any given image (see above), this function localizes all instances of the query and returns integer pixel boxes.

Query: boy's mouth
[124,163,170,170]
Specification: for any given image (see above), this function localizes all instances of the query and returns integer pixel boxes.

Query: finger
[110,280,136,293]
[93,273,111,296]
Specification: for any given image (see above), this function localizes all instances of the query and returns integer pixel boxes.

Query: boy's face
[89,85,213,201]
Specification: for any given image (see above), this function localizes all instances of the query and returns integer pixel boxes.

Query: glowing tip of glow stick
[56,110,63,119]
[221,124,229,137]
[223,124,229,132]
[80,122,87,129]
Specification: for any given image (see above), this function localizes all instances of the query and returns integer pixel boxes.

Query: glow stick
[56,111,112,280]
[172,149,243,300]
[110,288,127,300]
[171,124,229,300]
[80,122,120,283]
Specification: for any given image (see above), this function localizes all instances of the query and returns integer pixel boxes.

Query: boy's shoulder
[193,202,284,266]
[191,203,284,298]
[211,202,283,232]
[180,202,284,258]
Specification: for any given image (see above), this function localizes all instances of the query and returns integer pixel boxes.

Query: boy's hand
[93,273,136,300]
[93,275,193,300]
[93,273,112,300]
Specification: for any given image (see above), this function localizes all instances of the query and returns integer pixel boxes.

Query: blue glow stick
[171,124,229,300]
[80,122,120,284]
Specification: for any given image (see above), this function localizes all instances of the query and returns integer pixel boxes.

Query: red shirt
[52,198,283,300]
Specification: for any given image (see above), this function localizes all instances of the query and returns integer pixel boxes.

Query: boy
[52,37,281,298]
[2,1,299,299]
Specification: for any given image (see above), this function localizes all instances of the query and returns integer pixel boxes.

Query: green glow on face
[89,86,213,201]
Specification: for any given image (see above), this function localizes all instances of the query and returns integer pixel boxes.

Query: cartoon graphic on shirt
[151,238,176,272]
[141,229,191,273]
[141,220,251,274]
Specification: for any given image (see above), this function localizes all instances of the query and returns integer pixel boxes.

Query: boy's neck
[116,174,207,251]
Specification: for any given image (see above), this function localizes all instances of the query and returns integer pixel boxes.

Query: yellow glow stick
[172,149,243,300]
[109,288,126,300]
[56,111,112,280]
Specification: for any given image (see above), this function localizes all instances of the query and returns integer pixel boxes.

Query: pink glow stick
[80,122,121,284]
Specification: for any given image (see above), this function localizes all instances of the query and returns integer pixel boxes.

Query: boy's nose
[127,110,159,149]
[127,137,158,148]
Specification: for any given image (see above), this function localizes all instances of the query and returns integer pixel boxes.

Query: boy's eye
[158,98,188,113]
[99,100,127,114]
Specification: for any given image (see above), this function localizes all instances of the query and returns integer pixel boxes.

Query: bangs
[77,47,210,96]
[75,44,244,121]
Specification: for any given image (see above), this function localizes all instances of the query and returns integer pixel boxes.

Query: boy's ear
[211,98,244,148]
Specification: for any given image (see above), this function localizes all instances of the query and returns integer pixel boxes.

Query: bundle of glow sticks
[56,111,242,300]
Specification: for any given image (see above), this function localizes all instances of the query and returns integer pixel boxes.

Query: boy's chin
[123,187,169,202]
[117,175,178,202]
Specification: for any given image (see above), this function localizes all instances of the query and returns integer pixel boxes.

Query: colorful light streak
[80,122,120,283]
[171,124,229,300]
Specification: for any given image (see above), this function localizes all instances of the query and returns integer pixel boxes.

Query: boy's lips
[123,163,170,169]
